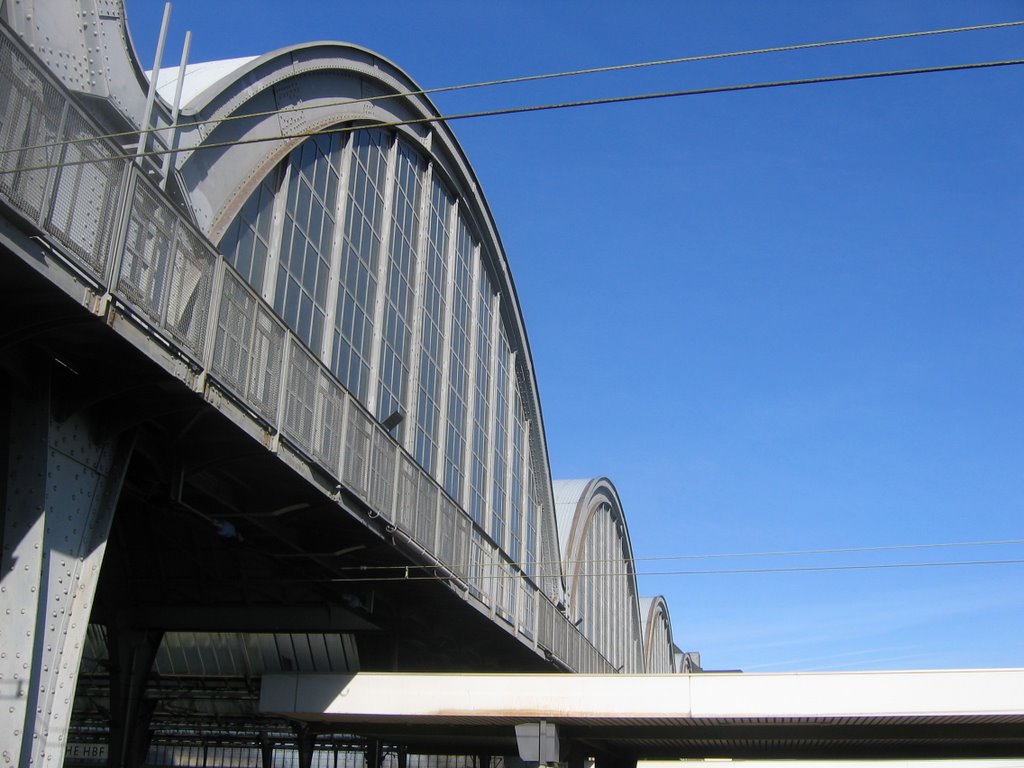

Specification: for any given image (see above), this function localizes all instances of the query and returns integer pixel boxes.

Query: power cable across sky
[3,20,1023,171]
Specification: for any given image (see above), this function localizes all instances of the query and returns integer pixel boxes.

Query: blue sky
[126,0,1024,672]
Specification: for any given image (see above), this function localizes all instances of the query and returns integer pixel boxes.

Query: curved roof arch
[554,477,639,583]
[640,595,678,673]
[553,477,644,671]
[167,40,422,117]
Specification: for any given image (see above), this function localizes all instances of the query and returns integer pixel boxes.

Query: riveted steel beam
[1,361,133,767]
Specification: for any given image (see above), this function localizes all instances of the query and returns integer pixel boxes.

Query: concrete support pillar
[0,366,133,767]
[107,626,163,768]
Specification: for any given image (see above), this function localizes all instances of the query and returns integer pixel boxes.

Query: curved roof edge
[157,40,424,116]
[640,594,678,670]
[552,476,638,578]
[152,56,259,106]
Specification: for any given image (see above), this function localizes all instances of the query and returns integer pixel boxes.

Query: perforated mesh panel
[314,371,345,473]
[368,430,396,512]
[120,179,176,320]
[284,341,319,454]
[538,598,555,653]
[552,607,568,662]
[246,307,285,422]
[436,497,456,568]
[0,33,63,223]
[396,455,419,533]
[415,473,438,551]
[567,625,581,671]
[166,223,216,358]
[211,271,285,422]
[452,513,470,582]
[501,562,517,623]
[343,406,372,498]
[493,559,510,622]
[520,581,536,640]
[47,109,124,280]
[468,531,488,604]
[212,270,258,394]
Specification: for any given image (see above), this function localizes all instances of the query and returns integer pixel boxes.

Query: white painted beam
[261,669,1024,722]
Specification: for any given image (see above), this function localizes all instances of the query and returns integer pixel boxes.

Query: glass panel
[218,167,280,294]
[490,326,510,547]
[376,140,423,437]
[442,214,474,503]
[413,174,452,476]
[468,266,494,526]
[509,381,525,564]
[332,128,389,403]
[274,133,343,353]
[525,450,539,580]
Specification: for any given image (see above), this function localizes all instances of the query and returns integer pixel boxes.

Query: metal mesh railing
[246,306,286,422]
[451,513,471,584]
[343,406,372,499]
[436,496,457,568]
[119,178,177,321]
[166,222,216,358]
[519,581,536,640]
[283,340,320,454]
[414,473,437,551]
[0,30,63,224]
[0,21,611,674]
[395,455,420,533]
[210,271,286,423]
[47,108,124,280]
[367,430,397,514]
[314,370,345,472]
[212,270,258,393]
[467,531,488,603]
[537,597,555,653]
[494,559,516,624]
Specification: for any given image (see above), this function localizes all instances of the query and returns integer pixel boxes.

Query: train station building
[3,4,1024,767]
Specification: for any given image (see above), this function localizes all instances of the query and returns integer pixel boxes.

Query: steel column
[259,732,274,768]
[295,724,316,768]
[107,627,163,768]
[365,737,384,768]
[1,364,133,767]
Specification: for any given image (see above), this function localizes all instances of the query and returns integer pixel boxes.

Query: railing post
[39,97,71,230]
[196,256,227,394]
[103,163,139,299]
[273,332,294,450]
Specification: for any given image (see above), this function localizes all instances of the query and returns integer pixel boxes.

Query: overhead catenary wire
[4,56,1024,178]
[325,558,1024,584]
[4,18,1023,158]
[330,536,1024,573]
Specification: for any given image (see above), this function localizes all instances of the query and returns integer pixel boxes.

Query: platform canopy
[261,669,1024,761]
